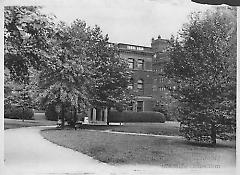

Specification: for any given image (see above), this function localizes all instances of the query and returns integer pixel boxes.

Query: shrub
[45,104,58,121]
[4,105,34,120]
[108,110,166,123]
[45,104,85,123]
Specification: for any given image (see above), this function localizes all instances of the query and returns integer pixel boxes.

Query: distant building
[87,35,175,123]
[118,43,154,112]
[151,36,173,107]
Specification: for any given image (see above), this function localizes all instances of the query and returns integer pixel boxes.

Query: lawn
[4,117,56,130]
[76,122,181,136]
[41,123,236,168]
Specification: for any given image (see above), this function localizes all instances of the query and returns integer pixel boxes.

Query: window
[107,43,114,47]
[128,78,134,89]
[128,58,134,69]
[159,87,165,91]
[137,79,143,90]
[127,84,133,89]
[127,45,136,50]
[137,101,143,112]
[136,46,144,51]
[160,77,165,82]
[137,59,144,69]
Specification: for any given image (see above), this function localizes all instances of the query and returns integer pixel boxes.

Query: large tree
[4,6,54,82]
[38,21,89,128]
[84,25,131,111]
[39,20,131,128]
[165,7,236,145]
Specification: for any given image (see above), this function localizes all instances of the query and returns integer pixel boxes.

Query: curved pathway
[3,126,235,175]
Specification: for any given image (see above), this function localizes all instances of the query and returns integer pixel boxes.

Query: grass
[4,115,56,130]
[76,122,181,136]
[41,123,236,168]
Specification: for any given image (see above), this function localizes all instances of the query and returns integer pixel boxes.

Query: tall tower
[151,35,169,53]
[151,35,171,106]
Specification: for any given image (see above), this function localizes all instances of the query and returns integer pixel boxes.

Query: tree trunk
[107,107,110,125]
[211,122,216,146]
[22,107,25,122]
[61,103,65,129]
[73,106,77,130]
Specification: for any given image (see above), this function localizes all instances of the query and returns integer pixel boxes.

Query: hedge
[108,110,166,123]
[45,104,85,122]
[45,104,58,121]
[4,105,34,120]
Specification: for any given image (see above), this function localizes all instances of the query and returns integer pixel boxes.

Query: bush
[45,104,85,123]
[108,110,166,123]
[4,105,34,120]
[45,104,58,121]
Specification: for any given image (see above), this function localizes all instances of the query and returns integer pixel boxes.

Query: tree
[84,26,131,111]
[4,6,54,82]
[38,19,132,128]
[165,7,236,146]
[38,21,89,129]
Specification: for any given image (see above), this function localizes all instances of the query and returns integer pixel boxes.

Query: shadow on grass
[181,139,236,149]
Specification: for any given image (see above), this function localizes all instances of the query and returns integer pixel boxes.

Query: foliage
[4,6,132,128]
[4,105,34,120]
[4,67,40,121]
[45,104,58,121]
[84,25,132,110]
[4,6,54,121]
[4,6,55,82]
[108,110,166,123]
[38,21,90,128]
[39,19,131,128]
[165,7,236,145]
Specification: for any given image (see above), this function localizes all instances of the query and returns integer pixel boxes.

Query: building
[118,43,155,112]
[151,36,173,107]
[87,35,174,123]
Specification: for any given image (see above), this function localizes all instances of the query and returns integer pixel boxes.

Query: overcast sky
[6,0,215,46]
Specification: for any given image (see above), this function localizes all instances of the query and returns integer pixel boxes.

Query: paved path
[98,130,183,139]
[3,126,235,175]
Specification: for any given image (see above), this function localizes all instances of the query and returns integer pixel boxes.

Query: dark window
[137,101,143,112]
[137,59,144,69]
[128,58,134,69]
[137,79,143,90]
[128,78,134,89]
[128,84,133,90]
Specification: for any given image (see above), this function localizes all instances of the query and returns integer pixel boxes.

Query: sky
[5,0,215,46]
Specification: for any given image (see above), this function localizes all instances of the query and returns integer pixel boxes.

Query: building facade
[118,35,173,112]
[118,43,155,112]
[87,35,174,123]
[151,36,173,107]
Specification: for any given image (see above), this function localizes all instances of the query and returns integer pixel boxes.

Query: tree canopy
[165,7,236,145]
[37,19,131,128]
[4,6,132,128]
[4,6,55,82]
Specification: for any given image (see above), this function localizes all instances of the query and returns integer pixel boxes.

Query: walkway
[3,126,235,175]
[99,129,183,139]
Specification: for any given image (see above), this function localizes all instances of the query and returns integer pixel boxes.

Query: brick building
[117,35,173,112]
[118,43,154,112]
[151,36,174,107]
[87,35,174,123]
